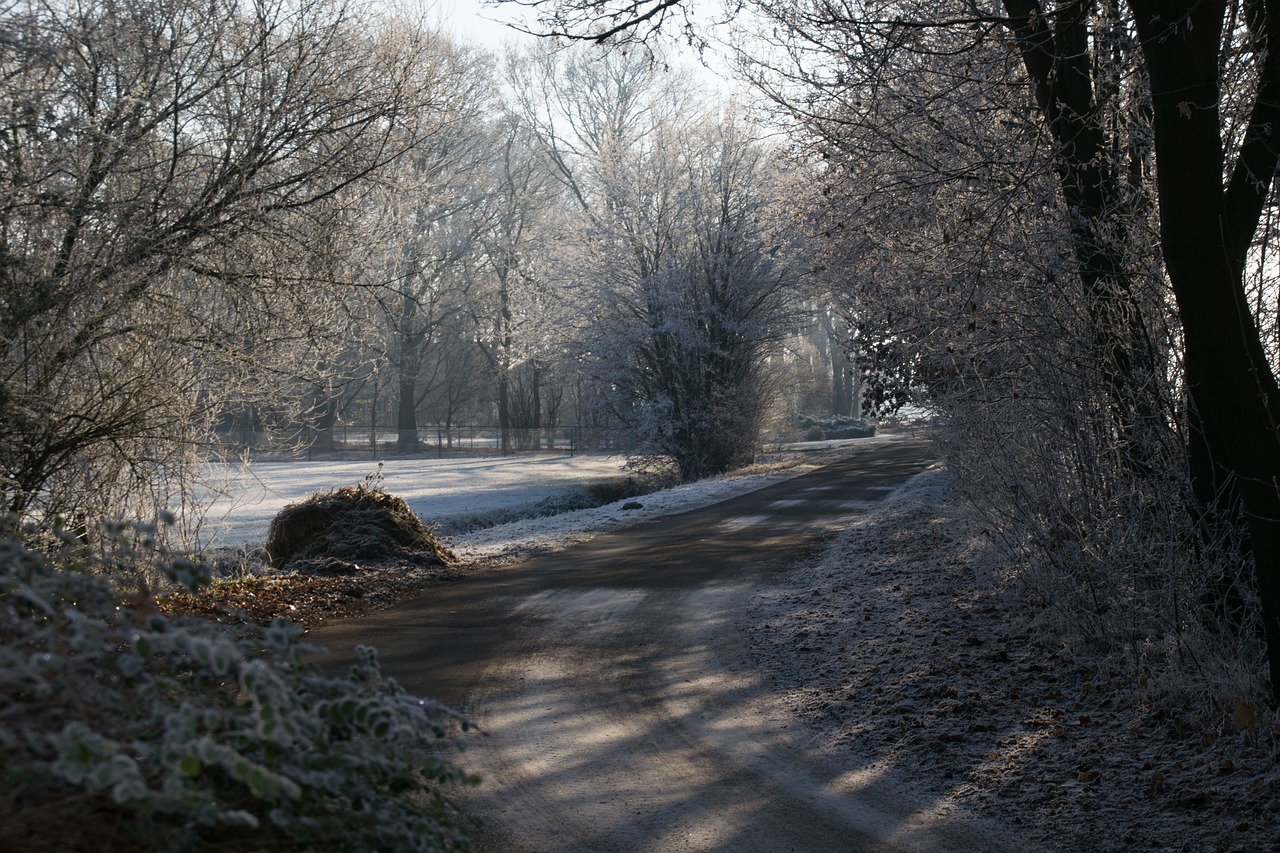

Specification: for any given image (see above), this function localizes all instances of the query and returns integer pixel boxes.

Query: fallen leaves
[158,564,455,628]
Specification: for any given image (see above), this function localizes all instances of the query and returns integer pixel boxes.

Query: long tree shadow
[458,579,1024,853]
[311,438,1015,851]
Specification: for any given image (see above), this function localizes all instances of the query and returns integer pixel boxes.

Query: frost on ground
[192,441,883,555]
[193,454,635,548]
[177,438,896,626]
[740,467,1280,853]
[448,443,864,566]
[188,435,1280,851]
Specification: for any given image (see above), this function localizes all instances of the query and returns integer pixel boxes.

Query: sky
[433,0,538,50]
[426,0,740,92]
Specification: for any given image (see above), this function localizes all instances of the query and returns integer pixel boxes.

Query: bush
[0,526,477,852]
[585,475,663,505]
[266,482,456,571]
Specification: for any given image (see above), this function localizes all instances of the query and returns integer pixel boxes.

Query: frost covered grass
[157,432,1280,849]
[192,454,637,549]
[741,466,1280,853]
[169,442,891,624]
[190,440,903,559]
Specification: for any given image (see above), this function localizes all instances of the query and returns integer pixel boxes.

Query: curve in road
[310,438,1025,852]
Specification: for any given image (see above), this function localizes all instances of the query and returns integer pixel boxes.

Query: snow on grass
[192,437,908,552]
[451,456,822,564]
[192,426,1279,850]
[194,453,633,549]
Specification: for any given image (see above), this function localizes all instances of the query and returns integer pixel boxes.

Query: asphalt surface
[310,439,936,708]
[307,438,1011,852]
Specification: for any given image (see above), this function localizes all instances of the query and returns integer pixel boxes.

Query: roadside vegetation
[0,522,477,852]
[748,467,1280,852]
[503,0,1280,726]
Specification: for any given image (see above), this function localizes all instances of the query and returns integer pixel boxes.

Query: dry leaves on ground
[159,564,457,628]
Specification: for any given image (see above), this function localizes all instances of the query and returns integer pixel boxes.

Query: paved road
[309,438,1013,852]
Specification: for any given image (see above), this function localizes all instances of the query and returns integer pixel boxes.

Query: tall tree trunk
[1005,0,1162,477]
[1133,0,1280,696]
[821,311,853,417]
[312,394,339,453]
[369,377,378,453]
[532,361,543,450]
[498,372,511,455]
[397,377,419,453]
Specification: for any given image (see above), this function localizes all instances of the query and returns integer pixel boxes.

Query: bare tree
[468,108,565,453]
[606,115,793,478]
[354,41,498,452]
[416,322,488,445]
[509,44,794,476]
[498,0,1280,697]
[0,0,455,531]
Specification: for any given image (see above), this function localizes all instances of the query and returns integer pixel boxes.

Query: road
[310,438,1017,852]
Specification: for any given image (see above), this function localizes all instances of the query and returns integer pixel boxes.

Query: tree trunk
[397,377,419,452]
[532,362,542,450]
[1005,0,1161,477]
[312,394,339,453]
[1133,0,1280,696]
[1188,393,1254,635]
[369,378,378,453]
[821,311,853,417]
[498,372,511,455]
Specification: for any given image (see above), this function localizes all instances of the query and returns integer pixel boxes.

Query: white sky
[432,0,538,50]
[426,0,740,91]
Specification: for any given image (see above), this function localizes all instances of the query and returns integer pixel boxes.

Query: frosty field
[193,453,634,549]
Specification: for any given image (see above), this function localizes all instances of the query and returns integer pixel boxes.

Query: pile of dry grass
[266,484,456,571]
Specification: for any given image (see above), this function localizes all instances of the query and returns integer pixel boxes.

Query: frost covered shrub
[585,475,663,505]
[794,416,874,441]
[0,528,476,851]
[936,361,1274,711]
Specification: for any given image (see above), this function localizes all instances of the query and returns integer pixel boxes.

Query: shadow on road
[312,438,1020,851]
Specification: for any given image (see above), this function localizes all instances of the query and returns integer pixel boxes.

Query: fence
[215,424,625,458]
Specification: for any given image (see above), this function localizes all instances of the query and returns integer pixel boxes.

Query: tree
[609,119,792,478]
[1129,0,1280,696]
[502,0,1280,696]
[509,44,793,477]
[0,0,445,530]
[468,108,565,454]
[365,90,496,449]
[351,36,498,453]
[416,322,488,444]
